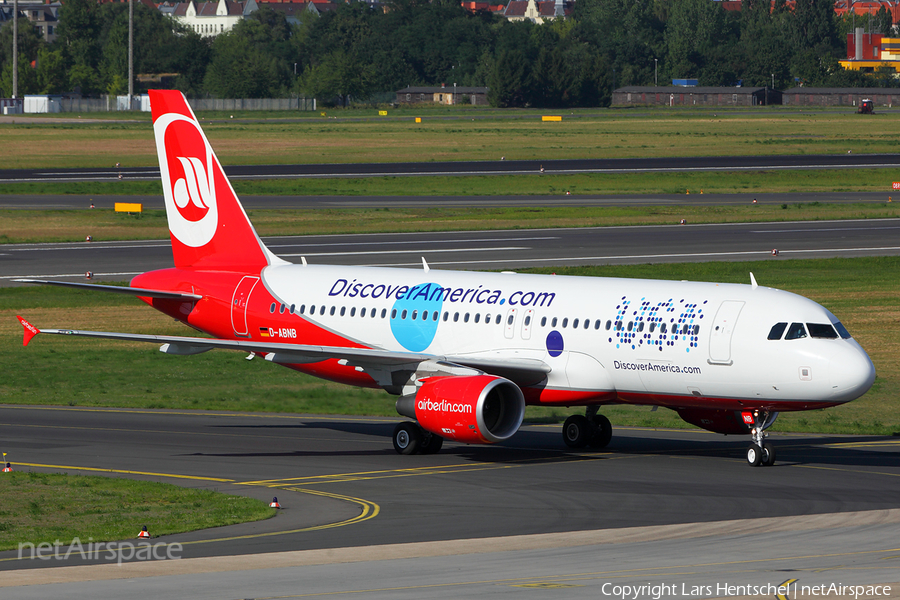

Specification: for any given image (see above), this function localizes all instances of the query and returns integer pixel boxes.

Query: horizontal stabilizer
[13,279,202,301]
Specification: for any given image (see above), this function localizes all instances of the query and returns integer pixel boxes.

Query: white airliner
[16,90,876,466]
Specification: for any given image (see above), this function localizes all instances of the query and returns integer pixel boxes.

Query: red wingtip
[16,316,40,347]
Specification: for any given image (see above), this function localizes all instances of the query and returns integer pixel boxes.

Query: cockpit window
[806,323,837,340]
[807,323,838,339]
[767,322,787,340]
[785,322,807,340]
[833,321,852,339]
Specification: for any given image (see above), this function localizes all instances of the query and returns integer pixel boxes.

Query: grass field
[3,201,899,244]
[4,108,900,169]
[2,258,897,436]
[0,471,274,552]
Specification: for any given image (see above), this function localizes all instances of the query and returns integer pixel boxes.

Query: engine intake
[396,375,525,444]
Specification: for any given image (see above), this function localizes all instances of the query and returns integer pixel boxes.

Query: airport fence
[48,96,317,113]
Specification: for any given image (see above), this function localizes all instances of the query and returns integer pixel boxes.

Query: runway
[0,190,895,210]
[2,153,900,183]
[0,406,898,597]
[3,219,900,286]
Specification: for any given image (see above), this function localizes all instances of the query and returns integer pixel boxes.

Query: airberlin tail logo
[154,112,219,248]
[173,156,211,222]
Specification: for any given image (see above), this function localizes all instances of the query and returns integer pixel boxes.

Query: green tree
[36,48,68,94]
[300,49,376,105]
[205,33,282,98]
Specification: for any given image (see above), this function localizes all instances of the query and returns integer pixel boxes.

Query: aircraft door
[708,300,744,365]
[504,308,518,339]
[231,276,259,338]
[521,309,534,340]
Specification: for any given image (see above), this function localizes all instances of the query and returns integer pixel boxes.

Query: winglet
[16,316,40,347]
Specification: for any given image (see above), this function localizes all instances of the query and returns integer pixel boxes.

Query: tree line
[0,0,895,107]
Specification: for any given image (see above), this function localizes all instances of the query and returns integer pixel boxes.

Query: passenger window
[649,322,656,333]
[391,309,397,319]
[682,324,689,334]
[411,310,417,320]
[299,305,306,315]
[573,318,579,328]
[627,322,633,332]
[605,320,611,331]
[350,307,356,317]
[329,306,335,316]
[638,322,644,332]
[475,314,481,323]
[495,315,501,324]
[541,317,547,327]
[552,317,558,327]
[432,311,439,321]
[320,306,326,316]
[443,312,449,322]
[381,309,387,318]
[360,308,366,317]
[616,321,623,331]
[833,321,852,339]
[290,304,295,314]
[270,303,276,313]
[595,320,601,330]
[562,318,569,328]
[279,303,286,314]
[340,307,346,316]
[524,316,531,326]
[767,322,787,340]
[584,319,589,330]
[402,310,408,319]
[660,323,667,333]
[464,313,470,323]
[785,322,807,340]
[807,323,838,339]
[507,315,514,325]
[692,325,699,335]
[454,312,459,322]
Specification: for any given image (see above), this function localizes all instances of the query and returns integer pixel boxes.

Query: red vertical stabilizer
[149,90,272,272]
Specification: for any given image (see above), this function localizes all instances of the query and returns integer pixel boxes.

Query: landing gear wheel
[762,443,776,467]
[393,422,422,455]
[589,414,612,449]
[746,443,763,467]
[563,415,592,449]
[420,433,444,455]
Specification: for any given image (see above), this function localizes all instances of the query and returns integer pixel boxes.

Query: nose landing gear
[745,410,778,467]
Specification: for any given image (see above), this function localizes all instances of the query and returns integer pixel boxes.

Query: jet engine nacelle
[676,407,752,435]
[397,375,525,444]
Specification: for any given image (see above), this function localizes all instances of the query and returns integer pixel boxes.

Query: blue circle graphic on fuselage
[546,330,564,357]
[390,282,443,351]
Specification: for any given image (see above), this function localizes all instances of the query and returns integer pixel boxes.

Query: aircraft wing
[16,317,550,387]
[12,279,203,301]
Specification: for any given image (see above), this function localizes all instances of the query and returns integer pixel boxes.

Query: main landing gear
[392,422,443,455]
[746,409,779,467]
[562,406,612,450]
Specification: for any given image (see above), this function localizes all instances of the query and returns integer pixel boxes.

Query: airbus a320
[17,90,876,466]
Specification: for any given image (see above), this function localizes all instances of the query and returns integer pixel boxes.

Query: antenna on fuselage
[301,256,308,266]
[422,257,430,272]
[750,272,758,289]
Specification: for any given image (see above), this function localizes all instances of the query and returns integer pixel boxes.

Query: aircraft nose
[829,342,876,402]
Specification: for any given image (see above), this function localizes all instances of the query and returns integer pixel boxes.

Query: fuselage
[133,262,876,414]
